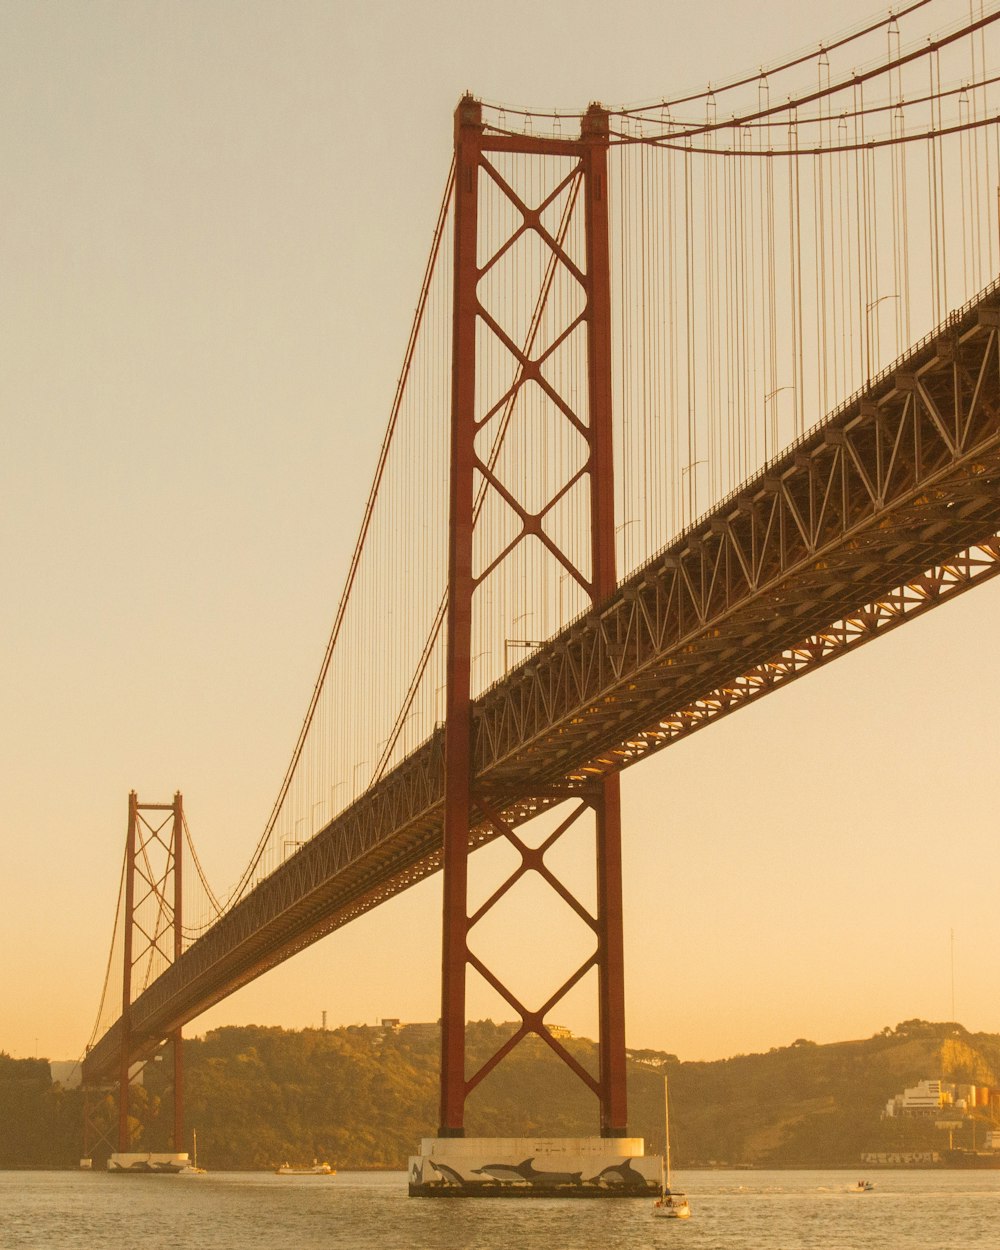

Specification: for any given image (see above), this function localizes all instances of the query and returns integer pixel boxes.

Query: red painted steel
[171,795,184,1153]
[581,103,616,605]
[113,791,185,1154]
[83,1084,116,1163]
[439,96,482,1136]
[117,791,137,1152]
[581,104,628,1137]
[594,774,627,1134]
[438,98,630,1136]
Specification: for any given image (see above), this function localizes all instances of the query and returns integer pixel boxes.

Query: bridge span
[83,279,1000,1086]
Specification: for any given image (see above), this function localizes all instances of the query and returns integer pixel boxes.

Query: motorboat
[275,1161,335,1175]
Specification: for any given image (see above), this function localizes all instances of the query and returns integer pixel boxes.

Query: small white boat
[652,1075,691,1219]
[275,1161,336,1176]
[653,1191,692,1219]
[847,1179,875,1193]
[184,1130,206,1174]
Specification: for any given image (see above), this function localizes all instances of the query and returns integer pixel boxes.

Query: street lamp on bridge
[865,293,900,382]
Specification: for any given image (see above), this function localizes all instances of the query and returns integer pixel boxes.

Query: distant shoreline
[5,1161,998,1173]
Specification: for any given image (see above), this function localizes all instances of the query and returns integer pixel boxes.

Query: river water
[1,1168,997,1250]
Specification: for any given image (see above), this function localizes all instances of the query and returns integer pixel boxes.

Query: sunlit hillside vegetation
[2,1020,997,1169]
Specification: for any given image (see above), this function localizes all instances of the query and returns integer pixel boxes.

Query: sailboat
[180,1128,206,1174]
[652,1075,691,1219]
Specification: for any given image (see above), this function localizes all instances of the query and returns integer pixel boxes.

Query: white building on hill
[884,1079,944,1118]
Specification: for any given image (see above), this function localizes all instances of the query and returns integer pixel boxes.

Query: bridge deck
[83,282,1000,1084]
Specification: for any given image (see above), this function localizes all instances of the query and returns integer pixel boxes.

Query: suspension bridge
[81,0,1000,1190]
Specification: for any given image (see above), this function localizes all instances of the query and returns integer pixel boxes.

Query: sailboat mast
[664,1075,672,1189]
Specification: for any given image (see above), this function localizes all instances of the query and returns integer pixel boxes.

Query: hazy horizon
[35,1012,998,1072]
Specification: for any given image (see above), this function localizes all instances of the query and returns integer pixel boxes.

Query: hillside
[664,1021,999,1166]
[3,1018,997,1169]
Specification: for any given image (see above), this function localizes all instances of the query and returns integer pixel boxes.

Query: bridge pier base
[107,1151,198,1175]
[409,1136,661,1198]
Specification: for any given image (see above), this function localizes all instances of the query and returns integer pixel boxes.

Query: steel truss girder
[472,293,1000,785]
[577,538,1000,775]
[83,286,1000,1086]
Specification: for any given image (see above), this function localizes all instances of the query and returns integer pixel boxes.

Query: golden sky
[2,0,997,1066]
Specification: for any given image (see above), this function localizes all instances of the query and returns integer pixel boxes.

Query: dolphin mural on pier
[586,1159,650,1188]
[472,1157,584,1186]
